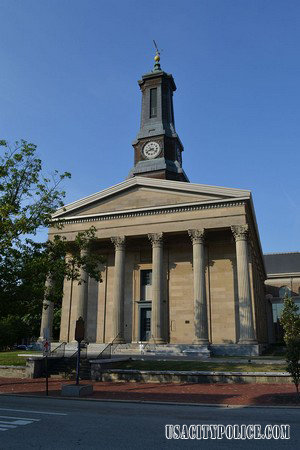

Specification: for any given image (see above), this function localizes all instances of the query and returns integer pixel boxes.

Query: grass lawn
[0,351,41,366]
[0,351,287,372]
[116,360,287,372]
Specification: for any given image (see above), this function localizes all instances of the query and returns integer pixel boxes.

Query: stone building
[264,252,300,343]
[40,54,268,355]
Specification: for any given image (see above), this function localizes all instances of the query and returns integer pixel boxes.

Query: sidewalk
[0,377,299,407]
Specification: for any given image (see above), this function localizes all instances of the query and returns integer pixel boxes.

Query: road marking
[0,408,67,416]
[0,415,41,433]
[0,415,40,421]
[0,419,37,425]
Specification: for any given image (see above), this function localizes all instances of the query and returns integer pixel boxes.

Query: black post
[75,317,85,386]
[45,355,48,396]
[76,340,81,385]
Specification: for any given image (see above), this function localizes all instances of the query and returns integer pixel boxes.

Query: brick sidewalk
[0,378,299,406]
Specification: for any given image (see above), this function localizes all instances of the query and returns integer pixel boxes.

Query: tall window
[279,286,290,298]
[150,88,157,118]
[140,269,152,301]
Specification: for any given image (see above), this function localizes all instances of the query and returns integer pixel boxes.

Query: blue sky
[1,0,299,253]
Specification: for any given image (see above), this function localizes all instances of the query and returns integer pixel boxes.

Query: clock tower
[128,52,189,182]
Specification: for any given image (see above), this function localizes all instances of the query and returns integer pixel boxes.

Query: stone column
[111,236,126,344]
[231,225,257,343]
[188,229,209,345]
[76,248,89,324]
[39,277,54,341]
[148,233,165,344]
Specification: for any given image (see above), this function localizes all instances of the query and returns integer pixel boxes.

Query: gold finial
[153,40,161,71]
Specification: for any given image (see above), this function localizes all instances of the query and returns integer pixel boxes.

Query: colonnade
[39,225,257,345]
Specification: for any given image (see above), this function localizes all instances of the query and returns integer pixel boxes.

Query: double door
[140,307,151,341]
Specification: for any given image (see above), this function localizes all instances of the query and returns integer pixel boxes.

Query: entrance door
[140,308,151,341]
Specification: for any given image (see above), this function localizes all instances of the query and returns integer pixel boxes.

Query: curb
[0,392,299,410]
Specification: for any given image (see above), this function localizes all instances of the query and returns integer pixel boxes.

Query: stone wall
[0,365,26,378]
[93,368,292,384]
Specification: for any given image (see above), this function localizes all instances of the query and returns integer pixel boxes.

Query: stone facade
[40,60,269,355]
[40,177,268,355]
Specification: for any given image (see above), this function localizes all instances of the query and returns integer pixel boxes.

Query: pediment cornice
[52,197,248,225]
[53,177,251,219]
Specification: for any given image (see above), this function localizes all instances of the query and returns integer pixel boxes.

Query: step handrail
[143,335,157,353]
[49,341,67,358]
[94,333,121,360]
[65,342,89,360]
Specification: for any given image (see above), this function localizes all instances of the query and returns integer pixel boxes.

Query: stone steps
[114,344,211,357]
[50,342,211,358]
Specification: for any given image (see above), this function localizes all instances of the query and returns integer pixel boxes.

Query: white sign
[43,340,51,356]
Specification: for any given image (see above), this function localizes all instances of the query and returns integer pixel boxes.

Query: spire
[153,40,161,72]
[127,48,189,182]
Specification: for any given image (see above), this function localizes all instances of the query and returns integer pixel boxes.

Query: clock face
[142,141,161,159]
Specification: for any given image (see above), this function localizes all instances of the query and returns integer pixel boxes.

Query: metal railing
[49,342,67,358]
[94,333,121,360]
[143,335,157,353]
[65,342,88,360]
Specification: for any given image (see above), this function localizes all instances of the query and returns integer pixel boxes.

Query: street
[0,395,298,449]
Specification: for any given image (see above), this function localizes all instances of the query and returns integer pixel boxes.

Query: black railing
[143,335,157,353]
[94,333,121,360]
[65,342,88,360]
[49,342,66,358]
[98,342,112,359]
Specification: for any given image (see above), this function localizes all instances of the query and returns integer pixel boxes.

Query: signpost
[43,328,51,396]
[75,317,85,386]
[61,316,93,397]
[43,340,51,356]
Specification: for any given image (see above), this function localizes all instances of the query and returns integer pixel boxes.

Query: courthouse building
[41,55,270,355]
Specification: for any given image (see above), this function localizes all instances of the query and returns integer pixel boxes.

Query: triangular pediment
[53,177,251,219]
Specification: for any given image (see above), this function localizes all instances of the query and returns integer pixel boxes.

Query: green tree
[0,139,71,348]
[0,140,104,349]
[0,230,104,348]
[280,295,300,396]
[0,140,71,252]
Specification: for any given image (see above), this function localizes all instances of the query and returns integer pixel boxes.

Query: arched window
[279,286,290,298]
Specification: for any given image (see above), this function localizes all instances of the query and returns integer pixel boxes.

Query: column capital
[80,247,89,257]
[44,274,53,288]
[148,232,163,247]
[44,275,54,301]
[231,224,249,242]
[65,252,74,263]
[111,236,126,250]
[188,229,205,244]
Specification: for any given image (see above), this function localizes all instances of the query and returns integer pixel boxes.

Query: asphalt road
[0,395,298,449]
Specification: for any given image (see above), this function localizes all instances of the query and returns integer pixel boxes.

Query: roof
[264,252,300,275]
[52,177,251,218]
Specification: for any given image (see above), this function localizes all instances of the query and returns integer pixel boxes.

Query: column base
[238,339,258,345]
[193,338,209,345]
[113,337,126,344]
[150,338,166,345]
[37,336,53,342]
